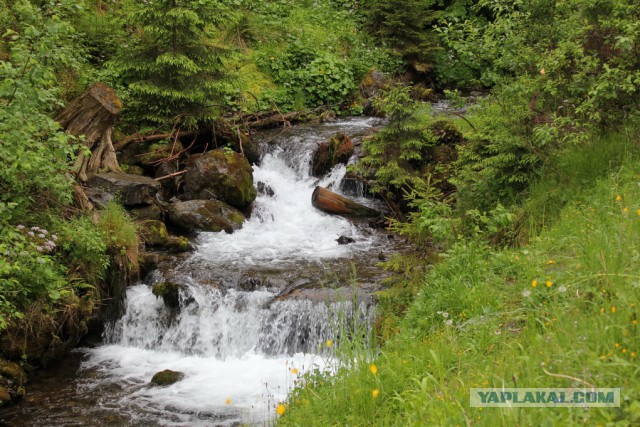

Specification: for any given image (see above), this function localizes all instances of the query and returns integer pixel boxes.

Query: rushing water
[0,117,396,426]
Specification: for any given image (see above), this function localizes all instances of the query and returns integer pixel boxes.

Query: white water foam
[81,118,380,426]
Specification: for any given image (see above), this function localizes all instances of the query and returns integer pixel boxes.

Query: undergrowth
[278,130,640,425]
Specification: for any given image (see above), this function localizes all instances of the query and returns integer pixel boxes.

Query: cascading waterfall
[71,117,388,426]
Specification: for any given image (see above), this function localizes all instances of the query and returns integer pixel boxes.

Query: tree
[117,0,237,128]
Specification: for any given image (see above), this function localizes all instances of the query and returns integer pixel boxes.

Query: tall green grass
[278,130,640,426]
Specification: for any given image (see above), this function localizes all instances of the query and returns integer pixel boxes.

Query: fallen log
[113,130,197,152]
[311,186,380,217]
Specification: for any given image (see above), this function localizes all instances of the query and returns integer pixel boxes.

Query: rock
[152,282,185,309]
[129,204,163,221]
[319,110,337,123]
[378,252,386,261]
[256,181,275,197]
[155,161,181,195]
[360,69,389,99]
[168,200,245,233]
[86,173,161,206]
[184,149,257,209]
[139,252,160,278]
[337,236,355,245]
[150,369,184,386]
[0,386,10,407]
[0,361,25,385]
[122,165,145,176]
[311,132,354,177]
[165,236,192,253]
[137,220,170,247]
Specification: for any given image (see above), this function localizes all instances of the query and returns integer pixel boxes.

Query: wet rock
[137,220,170,247]
[168,200,245,233]
[86,173,161,206]
[129,204,163,221]
[337,236,355,245]
[150,369,184,386]
[184,149,256,209]
[165,236,192,253]
[378,252,386,261]
[256,181,275,197]
[139,252,160,278]
[152,282,185,309]
[311,132,354,177]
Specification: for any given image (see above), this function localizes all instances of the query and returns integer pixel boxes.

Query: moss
[0,386,10,406]
[0,361,25,385]
[150,369,184,386]
[166,236,191,253]
[137,220,170,247]
[151,282,184,309]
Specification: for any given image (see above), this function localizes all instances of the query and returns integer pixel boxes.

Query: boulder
[152,282,185,309]
[129,204,163,221]
[311,133,354,177]
[337,236,355,245]
[86,173,161,206]
[137,220,170,247]
[256,181,275,197]
[165,236,192,253]
[150,369,184,386]
[184,149,256,209]
[168,200,245,233]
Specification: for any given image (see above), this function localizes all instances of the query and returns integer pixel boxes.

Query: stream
[0,117,401,426]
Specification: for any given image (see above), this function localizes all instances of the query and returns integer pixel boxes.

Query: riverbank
[279,130,640,425]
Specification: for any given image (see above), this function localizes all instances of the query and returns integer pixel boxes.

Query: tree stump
[57,83,123,182]
[311,186,380,217]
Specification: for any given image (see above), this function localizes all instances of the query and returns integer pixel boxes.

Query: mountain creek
[0,117,409,426]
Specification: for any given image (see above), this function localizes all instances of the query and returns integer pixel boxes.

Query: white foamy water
[79,118,382,426]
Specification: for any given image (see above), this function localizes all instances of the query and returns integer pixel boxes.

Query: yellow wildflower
[291,368,299,375]
[326,339,333,348]
[547,260,556,265]
[369,364,378,375]
[276,404,286,416]
[616,195,622,202]
[623,207,629,213]
[540,68,546,76]
[546,280,553,287]
[372,389,380,398]
[532,280,538,288]
[611,306,617,313]
[225,398,231,405]
[633,319,638,325]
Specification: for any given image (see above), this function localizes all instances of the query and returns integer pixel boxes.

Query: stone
[86,173,161,206]
[168,200,245,233]
[256,181,275,197]
[337,236,355,245]
[137,220,170,247]
[311,132,354,177]
[165,236,192,253]
[150,369,184,386]
[152,282,185,309]
[129,204,164,221]
[183,149,256,209]
[0,386,10,406]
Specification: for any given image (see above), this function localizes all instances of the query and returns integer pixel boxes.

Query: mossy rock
[184,149,257,209]
[150,369,184,386]
[137,220,170,247]
[166,236,192,253]
[168,199,245,234]
[121,164,145,176]
[152,282,185,309]
[311,132,354,177]
[0,361,25,385]
[0,386,10,407]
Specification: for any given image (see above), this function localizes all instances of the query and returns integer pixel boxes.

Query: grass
[277,130,640,426]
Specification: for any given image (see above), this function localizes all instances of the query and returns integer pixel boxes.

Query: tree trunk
[311,186,380,217]
[57,83,123,182]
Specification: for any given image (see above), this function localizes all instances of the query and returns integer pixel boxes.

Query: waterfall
[77,117,386,426]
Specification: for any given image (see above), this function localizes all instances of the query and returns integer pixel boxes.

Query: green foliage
[436,0,640,125]
[352,86,436,202]
[115,0,238,127]
[97,202,138,256]
[280,131,640,427]
[0,0,84,215]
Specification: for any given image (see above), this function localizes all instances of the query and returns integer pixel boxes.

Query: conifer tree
[117,0,236,127]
